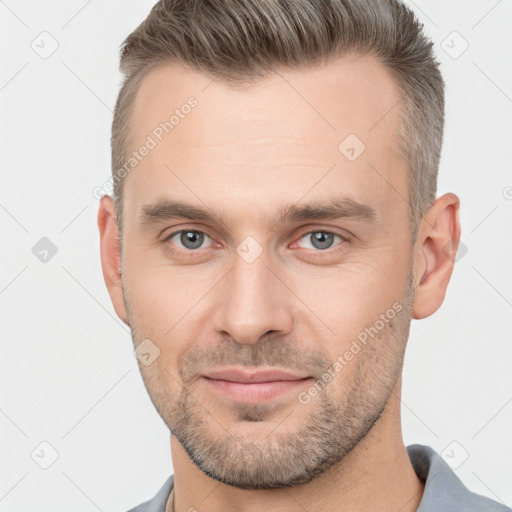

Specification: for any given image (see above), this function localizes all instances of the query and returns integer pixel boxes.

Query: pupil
[181,231,203,249]
[312,232,333,250]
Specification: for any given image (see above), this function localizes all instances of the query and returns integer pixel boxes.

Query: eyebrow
[138,197,378,228]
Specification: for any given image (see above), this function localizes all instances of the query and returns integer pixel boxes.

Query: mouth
[201,367,313,403]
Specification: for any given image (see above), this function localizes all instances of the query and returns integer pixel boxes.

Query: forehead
[123,55,408,228]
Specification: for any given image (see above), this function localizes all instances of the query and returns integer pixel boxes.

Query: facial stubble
[125,270,415,489]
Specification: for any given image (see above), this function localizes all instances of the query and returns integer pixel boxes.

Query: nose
[212,246,294,345]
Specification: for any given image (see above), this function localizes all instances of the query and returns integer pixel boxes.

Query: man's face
[120,55,416,489]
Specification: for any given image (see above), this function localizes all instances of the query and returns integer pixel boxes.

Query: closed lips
[203,369,311,383]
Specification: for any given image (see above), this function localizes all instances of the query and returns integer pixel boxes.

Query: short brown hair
[111,0,444,246]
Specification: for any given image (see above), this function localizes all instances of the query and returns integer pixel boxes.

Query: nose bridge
[212,241,293,344]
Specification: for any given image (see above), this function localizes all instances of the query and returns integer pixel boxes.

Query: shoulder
[407,444,511,512]
[125,475,174,512]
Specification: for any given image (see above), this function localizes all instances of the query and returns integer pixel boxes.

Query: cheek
[122,257,214,363]
[124,269,169,333]
[124,246,202,319]
[301,255,409,348]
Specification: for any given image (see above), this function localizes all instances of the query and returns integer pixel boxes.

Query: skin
[98,54,460,512]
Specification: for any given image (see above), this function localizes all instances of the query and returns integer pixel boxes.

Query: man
[97,0,509,511]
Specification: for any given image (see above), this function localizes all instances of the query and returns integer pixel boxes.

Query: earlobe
[97,195,128,324]
[412,193,461,320]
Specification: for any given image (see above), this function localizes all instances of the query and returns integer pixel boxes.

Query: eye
[161,228,348,257]
[164,229,213,251]
[295,230,347,251]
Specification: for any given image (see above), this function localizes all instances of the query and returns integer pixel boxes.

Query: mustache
[176,335,330,384]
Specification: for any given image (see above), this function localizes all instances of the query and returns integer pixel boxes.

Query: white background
[0,1,511,510]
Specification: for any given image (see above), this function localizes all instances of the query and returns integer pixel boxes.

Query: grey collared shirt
[126,444,511,511]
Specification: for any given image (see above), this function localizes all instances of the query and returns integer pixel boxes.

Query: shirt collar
[407,444,510,511]
[132,444,509,511]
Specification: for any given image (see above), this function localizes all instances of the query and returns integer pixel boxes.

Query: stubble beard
[126,271,415,489]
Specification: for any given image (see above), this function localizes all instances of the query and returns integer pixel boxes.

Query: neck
[168,377,424,512]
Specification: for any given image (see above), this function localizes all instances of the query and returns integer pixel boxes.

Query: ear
[97,195,128,325]
[412,192,461,319]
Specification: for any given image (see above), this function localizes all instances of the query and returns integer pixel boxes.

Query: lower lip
[202,377,312,403]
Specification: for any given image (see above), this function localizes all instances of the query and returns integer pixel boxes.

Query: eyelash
[161,227,349,258]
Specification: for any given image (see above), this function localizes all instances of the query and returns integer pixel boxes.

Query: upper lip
[203,368,310,383]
